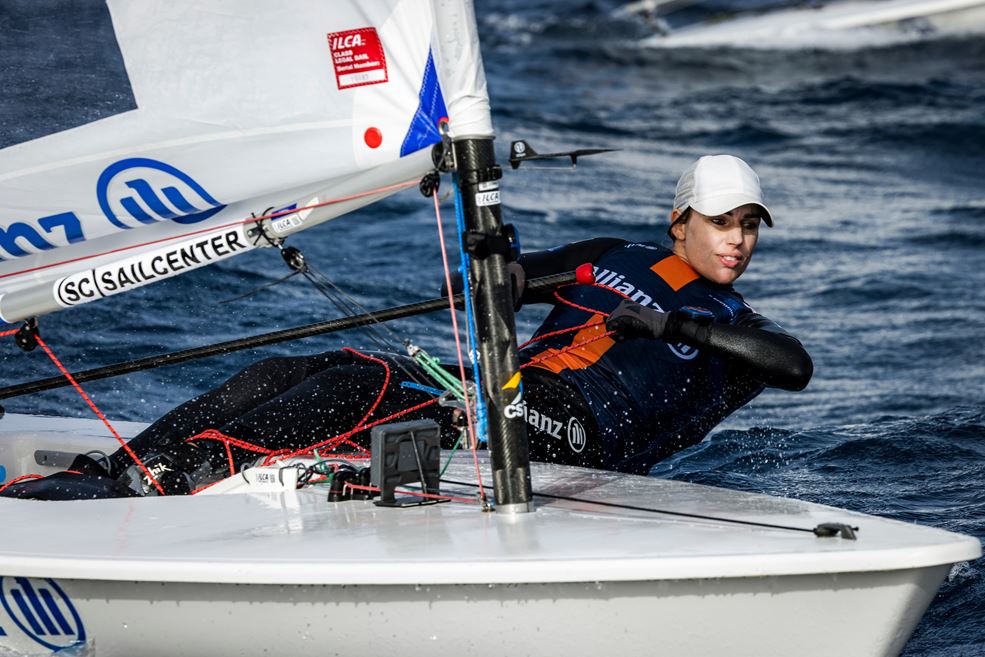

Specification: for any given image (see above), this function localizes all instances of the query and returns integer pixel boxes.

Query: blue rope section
[452,174,488,444]
[399,381,446,397]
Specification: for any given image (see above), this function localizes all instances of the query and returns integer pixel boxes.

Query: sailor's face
[670,204,761,285]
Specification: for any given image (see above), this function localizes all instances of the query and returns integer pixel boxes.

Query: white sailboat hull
[1,567,951,657]
[0,414,979,656]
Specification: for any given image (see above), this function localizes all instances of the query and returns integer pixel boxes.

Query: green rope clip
[405,341,468,402]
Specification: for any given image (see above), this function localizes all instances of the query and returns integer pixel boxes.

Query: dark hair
[666,207,691,241]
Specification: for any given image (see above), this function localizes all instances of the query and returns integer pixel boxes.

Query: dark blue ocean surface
[1,2,984,654]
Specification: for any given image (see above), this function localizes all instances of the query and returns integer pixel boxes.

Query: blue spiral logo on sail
[0,577,86,651]
[97,157,226,229]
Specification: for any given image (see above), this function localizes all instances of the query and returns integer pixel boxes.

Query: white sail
[0,0,492,324]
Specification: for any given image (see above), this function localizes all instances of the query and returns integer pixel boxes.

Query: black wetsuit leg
[115,353,329,460]
[206,354,454,461]
[110,351,455,491]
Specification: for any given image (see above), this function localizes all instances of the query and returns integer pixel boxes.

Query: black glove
[605,300,671,341]
[440,272,464,297]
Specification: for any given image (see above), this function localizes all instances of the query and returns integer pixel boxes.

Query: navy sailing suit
[517,238,807,473]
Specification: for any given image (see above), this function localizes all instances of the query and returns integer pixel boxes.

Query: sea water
[1,1,983,654]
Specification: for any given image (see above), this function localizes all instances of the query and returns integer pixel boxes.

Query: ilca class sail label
[328,28,388,90]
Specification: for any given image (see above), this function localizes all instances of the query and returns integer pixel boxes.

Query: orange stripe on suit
[650,254,699,292]
[530,314,615,375]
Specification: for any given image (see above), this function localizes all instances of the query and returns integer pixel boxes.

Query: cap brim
[691,194,773,227]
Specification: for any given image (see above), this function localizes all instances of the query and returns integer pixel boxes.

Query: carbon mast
[453,137,533,514]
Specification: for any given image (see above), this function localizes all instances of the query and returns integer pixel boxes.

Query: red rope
[187,429,284,456]
[551,291,604,316]
[342,347,390,429]
[220,436,236,477]
[521,329,619,371]
[516,277,637,355]
[431,192,487,503]
[33,334,166,496]
[514,278,635,371]
[517,319,601,350]
[0,329,17,338]
[551,281,631,315]
[185,429,290,477]
[0,471,85,495]
[0,473,44,494]
[283,397,440,460]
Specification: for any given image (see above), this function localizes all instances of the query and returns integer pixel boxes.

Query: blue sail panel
[400,50,448,157]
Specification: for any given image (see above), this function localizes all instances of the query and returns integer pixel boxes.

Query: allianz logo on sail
[97,158,226,230]
[0,576,87,652]
[0,158,224,261]
[594,266,699,360]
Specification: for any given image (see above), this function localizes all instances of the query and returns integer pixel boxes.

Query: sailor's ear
[669,209,686,241]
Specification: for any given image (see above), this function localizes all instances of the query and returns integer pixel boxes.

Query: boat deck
[0,413,979,585]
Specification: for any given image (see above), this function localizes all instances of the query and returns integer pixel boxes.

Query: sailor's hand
[606,300,670,341]
[439,272,464,298]
[439,262,525,311]
[508,262,526,311]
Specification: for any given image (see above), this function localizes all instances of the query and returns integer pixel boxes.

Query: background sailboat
[643,0,985,48]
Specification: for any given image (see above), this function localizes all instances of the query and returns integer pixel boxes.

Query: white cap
[673,155,773,226]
